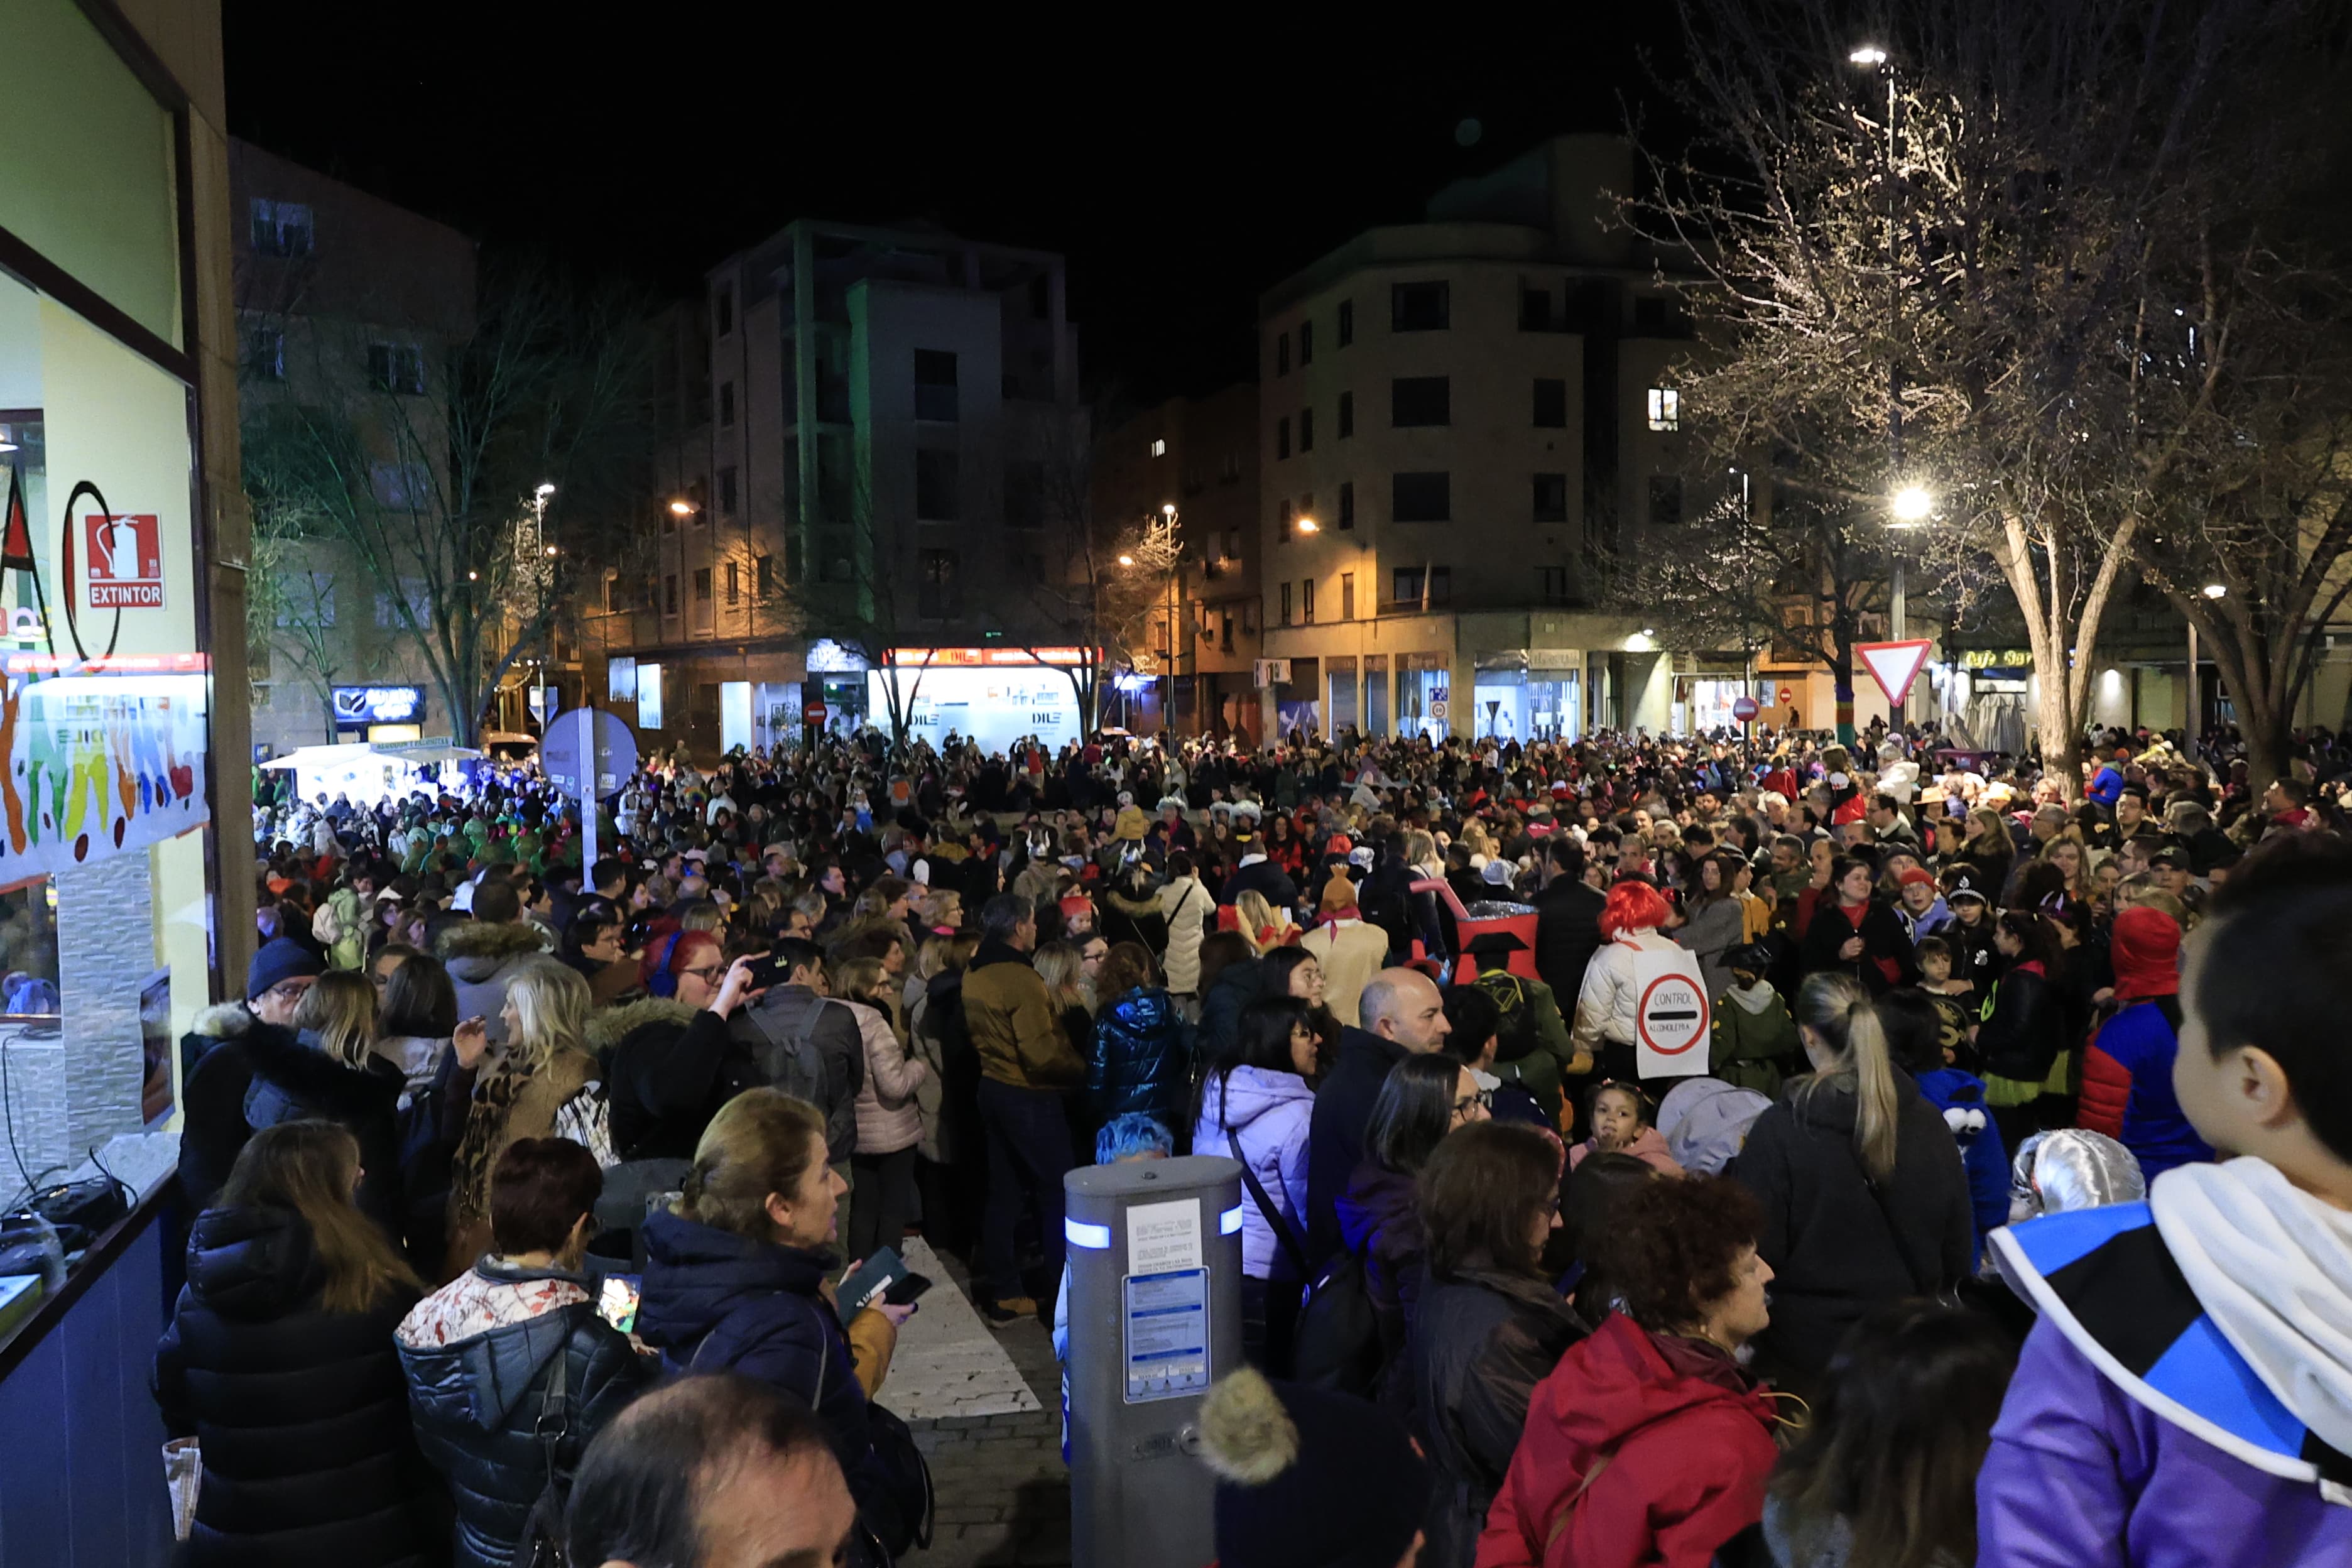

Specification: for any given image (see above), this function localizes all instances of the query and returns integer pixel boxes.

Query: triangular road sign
[0,466,32,572]
[1855,640,1934,708]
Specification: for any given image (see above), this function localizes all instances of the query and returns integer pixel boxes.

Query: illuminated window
[1647,388,1680,432]
[1150,438,1166,457]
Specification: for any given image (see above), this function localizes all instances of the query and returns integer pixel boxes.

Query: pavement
[889,1238,1072,1568]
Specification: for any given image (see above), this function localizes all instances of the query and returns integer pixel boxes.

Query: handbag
[509,1335,573,1568]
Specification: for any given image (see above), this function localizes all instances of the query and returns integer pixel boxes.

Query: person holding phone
[599,945,771,1161]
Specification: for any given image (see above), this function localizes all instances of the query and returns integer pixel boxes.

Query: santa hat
[1832,794,1869,826]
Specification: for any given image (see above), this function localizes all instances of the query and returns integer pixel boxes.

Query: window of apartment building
[1520,283,1555,332]
[1221,611,1234,651]
[1030,274,1052,319]
[719,381,736,427]
[725,560,740,605]
[1391,280,1450,332]
[1275,332,1290,376]
[1150,438,1166,457]
[1393,471,1450,523]
[1340,571,1355,621]
[1533,472,1569,523]
[1647,387,1680,431]
[919,548,961,619]
[1243,599,1259,633]
[756,553,775,596]
[250,199,313,258]
[719,465,739,517]
[370,462,429,509]
[1004,460,1046,529]
[1280,581,1293,625]
[1277,416,1291,460]
[1392,376,1450,427]
[1302,577,1315,624]
[915,449,959,520]
[1337,298,1354,347]
[367,341,425,395]
[785,535,804,584]
[1391,565,1452,604]
[1298,319,1314,365]
[1337,391,1354,439]
[244,324,284,381]
[1298,406,1315,452]
[694,567,713,602]
[714,285,734,337]
[1338,480,1355,530]
[1539,565,1571,604]
[1533,377,1568,428]
[1650,474,1684,527]
[665,574,680,614]
[1634,295,1674,333]
[1220,450,1243,482]
[914,349,959,422]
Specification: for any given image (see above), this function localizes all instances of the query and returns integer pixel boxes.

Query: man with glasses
[175,936,324,1212]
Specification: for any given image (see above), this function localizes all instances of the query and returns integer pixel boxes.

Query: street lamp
[1117,553,1136,567]
[1890,485,1932,525]
[1849,45,1888,65]
[669,499,695,517]
[2189,584,2226,746]
[1296,516,1319,535]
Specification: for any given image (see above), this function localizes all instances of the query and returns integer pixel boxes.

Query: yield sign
[1855,640,1934,707]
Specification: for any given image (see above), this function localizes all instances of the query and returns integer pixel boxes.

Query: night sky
[223,4,1680,404]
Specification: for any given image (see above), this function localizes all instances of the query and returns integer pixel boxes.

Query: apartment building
[1254,134,1738,741]
[231,140,477,755]
[590,220,1078,758]
[1091,382,1263,741]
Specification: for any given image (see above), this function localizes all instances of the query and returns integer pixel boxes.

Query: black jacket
[1410,1268,1588,1568]
[153,1205,438,1567]
[1219,856,1301,911]
[398,1260,656,1568]
[1977,959,2066,1087]
[1307,1027,1410,1263]
[1728,1073,1975,1381]
[1532,879,1606,1004]
[1195,955,1264,1072]
[1797,898,1921,996]
[596,998,752,1160]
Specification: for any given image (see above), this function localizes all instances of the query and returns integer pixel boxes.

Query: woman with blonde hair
[836,955,932,1262]
[1234,888,1288,955]
[445,957,609,1275]
[638,1089,924,1556]
[156,1121,437,1566]
[1728,972,1974,1393]
[232,969,410,1244]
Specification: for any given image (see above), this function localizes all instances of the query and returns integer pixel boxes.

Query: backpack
[1289,1247,1386,1399]
[1479,972,1542,1064]
[747,994,832,1108]
[311,898,348,947]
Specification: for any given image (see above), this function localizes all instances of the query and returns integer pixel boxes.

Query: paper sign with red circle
[1635,960,1712,1080]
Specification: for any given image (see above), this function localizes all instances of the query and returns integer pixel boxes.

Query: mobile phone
[744,953,786,990]
[883,1272,933,1307]
[597,1273,642,1334]
[836,1246,907,1315]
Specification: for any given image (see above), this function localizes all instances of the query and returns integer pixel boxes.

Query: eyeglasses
[678,964,726,986]
[1451,1090,1494,1120]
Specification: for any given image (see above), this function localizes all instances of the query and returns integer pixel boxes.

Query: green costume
[1709,981,1800,1097]
[1473,967,1577,1122]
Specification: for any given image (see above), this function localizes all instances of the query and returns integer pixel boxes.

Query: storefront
[873,646,1089,754]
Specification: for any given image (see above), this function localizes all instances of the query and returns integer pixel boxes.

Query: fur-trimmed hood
[435,919,551,979]
[584,995,699,1055]
[192,1001,256,1040]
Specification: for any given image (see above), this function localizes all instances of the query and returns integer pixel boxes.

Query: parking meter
[1064,1154,1244,1568]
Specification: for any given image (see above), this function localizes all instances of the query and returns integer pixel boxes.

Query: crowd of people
[158,716,2352,1567]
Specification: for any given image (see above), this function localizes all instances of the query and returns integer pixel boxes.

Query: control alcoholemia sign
[1123,1198,1210,1403]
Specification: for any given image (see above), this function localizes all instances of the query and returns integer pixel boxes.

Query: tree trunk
[2035,677,2085,807]
[1829,646,1857,744]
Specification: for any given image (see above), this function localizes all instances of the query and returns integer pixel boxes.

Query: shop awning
[376,738,482,765]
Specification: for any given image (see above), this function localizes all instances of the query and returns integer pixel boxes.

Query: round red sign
[802,700,827,724]
[1733,696,1760,722]
[1636,973,1707,1056]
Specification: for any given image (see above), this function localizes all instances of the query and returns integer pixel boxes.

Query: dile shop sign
[332,685,425,729]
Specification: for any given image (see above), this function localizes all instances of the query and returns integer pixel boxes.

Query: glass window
[1534,378,1568,428]
[1391,377,1450,427]
[914,349,958,422]
[1391,281,1449,332]
[1393,471,1450,523]
[1337,300,1354,346]
[1647,387,1680,431]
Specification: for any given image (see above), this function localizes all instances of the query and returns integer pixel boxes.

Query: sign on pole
[1732,695,1760,724]
[1854,640,1934,709]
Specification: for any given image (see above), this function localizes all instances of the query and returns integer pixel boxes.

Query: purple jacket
[1978,1316,2352,1567]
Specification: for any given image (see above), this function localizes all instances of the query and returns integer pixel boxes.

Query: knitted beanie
[1201,1368,1428,1568]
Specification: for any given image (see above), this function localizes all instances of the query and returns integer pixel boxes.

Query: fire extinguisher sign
[85,513,165,609]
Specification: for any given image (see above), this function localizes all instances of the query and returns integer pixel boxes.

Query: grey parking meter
[1065,1153,1244,1568]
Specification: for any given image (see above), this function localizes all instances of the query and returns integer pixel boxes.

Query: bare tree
[245,525,346,743]
[1644,0,2313,795]
[778,470,933,754]
[241,261,655,745]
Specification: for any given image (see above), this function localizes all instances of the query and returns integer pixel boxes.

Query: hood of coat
[1205,955,1263,1003]
[1777,1067,1923,1138]
[185,1204,324,1320]
[1105,885,1162,919]
[585,995,699,1055]
[244,1017,403,1118]
[1103,986,1179,1033]
[636,1208,834,1353]
[437,919,550,979]
[396,1261,596,1431]
[1202,1062,1312,1135]
[191,1000,256,1040]
[1539,1311,1774,1463]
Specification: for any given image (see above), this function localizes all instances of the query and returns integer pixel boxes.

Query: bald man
[1306,966,1452,1263]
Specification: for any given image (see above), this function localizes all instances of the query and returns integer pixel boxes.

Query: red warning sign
[85,513,163,609]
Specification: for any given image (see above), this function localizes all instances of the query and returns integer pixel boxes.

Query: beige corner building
[1254,134,1743,743]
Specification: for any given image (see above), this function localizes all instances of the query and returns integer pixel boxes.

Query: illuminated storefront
[872,647,1089,754]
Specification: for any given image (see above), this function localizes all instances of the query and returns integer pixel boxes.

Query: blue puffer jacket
[635,1209,875,1482]
[1086,985,1192,1129]
[397,1261,654,1568]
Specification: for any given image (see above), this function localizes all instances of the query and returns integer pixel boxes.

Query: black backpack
[1289,1247,1386,1399]
[1479,972,1542,1064]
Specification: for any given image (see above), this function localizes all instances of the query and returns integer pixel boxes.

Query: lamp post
[2189,582,2226,746]
[1855,44,1919,730]
[528,482,556,733]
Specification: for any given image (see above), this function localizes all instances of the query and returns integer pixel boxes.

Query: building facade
[229,140,478,756]
[1091,383,1263,741]
[1253,134,1734,742]
[583,220,1080,760]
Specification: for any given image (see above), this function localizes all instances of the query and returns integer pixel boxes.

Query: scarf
[2152,1157,2352,1457]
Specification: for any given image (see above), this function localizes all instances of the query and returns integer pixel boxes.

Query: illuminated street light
[2202,582,2228,599]
[1296,516,1319,534]
[467,570,479,580]
[1890,485,1933,523]
[1849,45,1888,65]
[1162,504,1176,517]
[669,499,695,517]
[535,482,556,500]
[1118,553,1136,567]
[545,545,559,557]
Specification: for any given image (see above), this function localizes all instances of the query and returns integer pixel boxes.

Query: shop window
[251,198,313,258]
[368,340,425,395]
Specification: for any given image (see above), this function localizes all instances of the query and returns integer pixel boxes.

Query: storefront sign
[331,685,424,727]
[0,672,210,878]
[890,646,1086,668]
[83,512,164,608]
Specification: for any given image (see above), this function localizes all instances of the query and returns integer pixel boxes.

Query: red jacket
[1476,1313,1778,1568]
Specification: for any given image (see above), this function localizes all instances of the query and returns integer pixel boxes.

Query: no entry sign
[1733,695,1760,723]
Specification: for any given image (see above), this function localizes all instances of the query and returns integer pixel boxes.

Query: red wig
[1599,878,1673,940]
